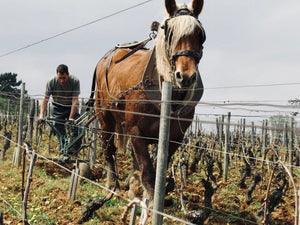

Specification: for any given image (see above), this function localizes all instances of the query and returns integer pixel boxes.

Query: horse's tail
[85,67,97,110]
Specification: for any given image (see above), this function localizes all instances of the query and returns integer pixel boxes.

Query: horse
[91,0,206,201]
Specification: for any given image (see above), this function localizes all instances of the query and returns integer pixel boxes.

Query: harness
[86,22,159,107]
[87,8,205,117]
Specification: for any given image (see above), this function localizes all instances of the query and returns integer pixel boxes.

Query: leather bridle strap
[171,49,203,65]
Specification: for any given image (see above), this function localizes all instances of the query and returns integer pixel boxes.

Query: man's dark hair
[56,64,69,75]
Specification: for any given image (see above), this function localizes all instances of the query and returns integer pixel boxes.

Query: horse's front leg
[130,127,155,201]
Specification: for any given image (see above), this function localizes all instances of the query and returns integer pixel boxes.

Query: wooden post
[68,167,79,200]
[34,100,40,143]
[152,81,172,225]
[22,150,37,223]
[262,120,267,165]
[292,117,299,166]
[194,116,198,136]
[25,99,35,145]
[129,204,138,225]
[223,112,231,182]
[264,120,268,148]
[220,115,224,142]
[289,117,295,174]
[13,82,25,167]
[0,211,3,225]
[284,123,289,163]
[242,118,246,139]
[298,188,300,225]
[89,119,98,168]
[251,122,255,147]
[216,118,220,140]
[140,198,150,225]
[219,115,224,160]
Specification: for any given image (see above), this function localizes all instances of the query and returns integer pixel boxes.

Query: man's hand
[66,118,75,126]
[37,118,45,125]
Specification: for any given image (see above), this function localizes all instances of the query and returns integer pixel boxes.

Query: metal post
[152,81,172,225]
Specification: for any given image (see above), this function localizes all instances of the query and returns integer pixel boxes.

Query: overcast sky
[1,0,300,123]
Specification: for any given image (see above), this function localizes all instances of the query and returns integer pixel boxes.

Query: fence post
[284,123,289,163]
[292,117,298,166]
[251,122,255,147]
[13,82,25,167]
[22,150,37,223]
[0,211,3,225]
[129,204,138,225]
[89,119,98,168]
[223,112,231,182]
[289,117,294,175]
[25,99,35,145]
[219,115,224,159]
[68,165,79,200]
[242,118,246,139]
[152,81,172,225]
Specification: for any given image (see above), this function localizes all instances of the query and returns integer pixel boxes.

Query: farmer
[39,64,81,160]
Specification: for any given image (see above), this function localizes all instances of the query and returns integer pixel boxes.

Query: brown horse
[92,0,205,200]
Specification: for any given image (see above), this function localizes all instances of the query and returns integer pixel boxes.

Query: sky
[1,0,300,125]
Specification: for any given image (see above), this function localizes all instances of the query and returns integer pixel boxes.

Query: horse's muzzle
[175,71,197,88]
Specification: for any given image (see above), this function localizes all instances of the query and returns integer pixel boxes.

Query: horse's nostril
[191,73,196,83]
[176,72,183,81]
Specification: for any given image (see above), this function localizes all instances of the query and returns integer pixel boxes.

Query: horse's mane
[155,14,202,82]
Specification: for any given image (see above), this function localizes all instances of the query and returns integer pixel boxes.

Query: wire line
[0,0,152,58]
[206,82,300,90]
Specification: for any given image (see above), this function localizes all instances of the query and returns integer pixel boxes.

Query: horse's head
[156,0,205,89]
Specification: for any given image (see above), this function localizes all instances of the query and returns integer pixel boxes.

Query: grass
[0,127,298,224]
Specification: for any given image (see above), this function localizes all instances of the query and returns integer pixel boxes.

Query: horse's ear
[191,0,204,17]
[165,0,177,16]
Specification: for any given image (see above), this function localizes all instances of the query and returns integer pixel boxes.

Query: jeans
[51,104,81,155]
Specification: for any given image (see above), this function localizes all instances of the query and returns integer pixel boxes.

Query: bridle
[162,7,206,79]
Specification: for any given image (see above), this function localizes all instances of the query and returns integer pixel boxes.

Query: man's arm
[39,95,50,119]
[69,95,79,120]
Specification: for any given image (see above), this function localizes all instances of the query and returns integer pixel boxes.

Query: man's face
[57,72,69,84]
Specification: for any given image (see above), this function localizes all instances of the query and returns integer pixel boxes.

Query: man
[39,64,81,159]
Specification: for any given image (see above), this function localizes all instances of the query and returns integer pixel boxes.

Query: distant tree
[0,72,27,98]
[269,115,289,129]
[269,114,292,138]
[0,72,30,113]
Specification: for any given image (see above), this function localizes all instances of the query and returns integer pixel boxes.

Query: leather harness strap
[115,37,152,64]
[104,52,115,99]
